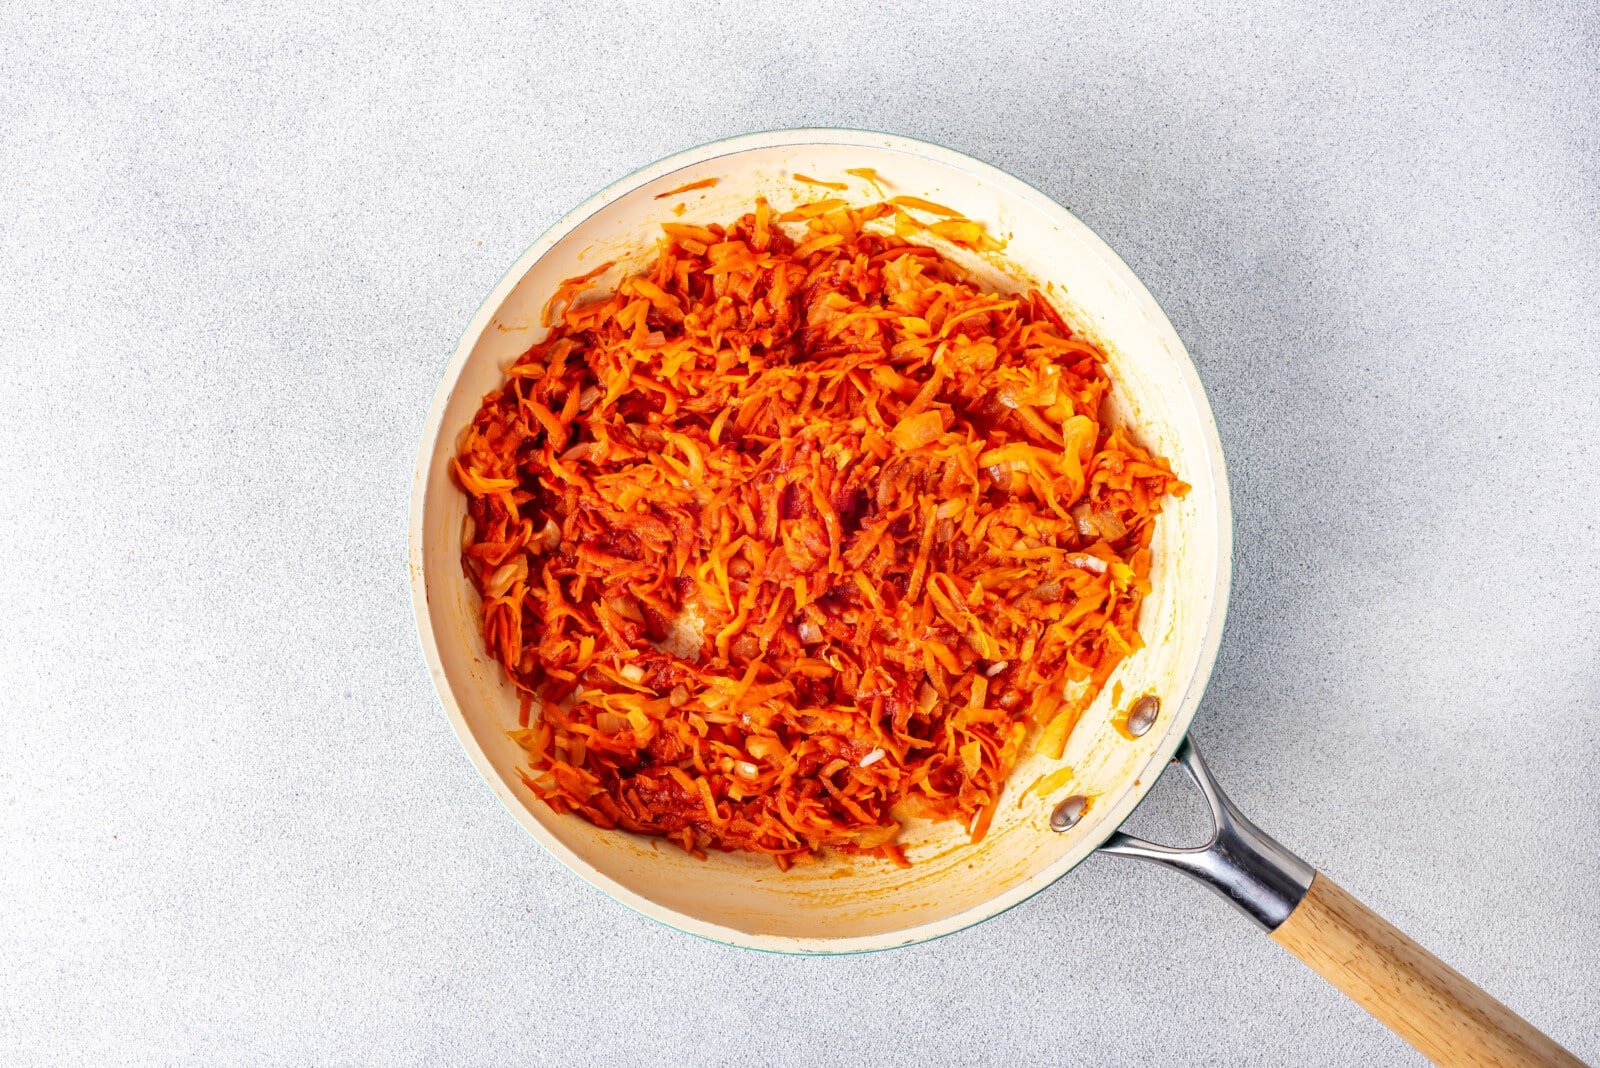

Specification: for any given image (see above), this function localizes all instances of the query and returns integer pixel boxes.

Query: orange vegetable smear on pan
[846,167,887,194]
[794,173,849,191]
[653,177,719,199]
[454,196,1185,869]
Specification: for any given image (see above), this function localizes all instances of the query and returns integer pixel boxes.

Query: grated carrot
[453,195,1184,867]
[653,177,719,199]
[793,173,848,191]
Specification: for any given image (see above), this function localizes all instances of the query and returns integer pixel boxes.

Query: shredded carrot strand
[889,195,962,217]
[793,173,848,191]
[653,176,719,199]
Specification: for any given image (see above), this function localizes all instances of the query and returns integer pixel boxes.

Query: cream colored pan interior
[408,129,1232,953]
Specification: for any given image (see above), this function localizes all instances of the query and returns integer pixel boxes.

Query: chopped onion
[1070,501,1127,541]
[578,386,601,411]
[734,761,760,778]
[747,736,784,761]
[1063,675,1092,707]
[1070,501,1096,538]
[855,824,898,847]
[888,409,944,451]
[607,594,644,623]
[984,660,1009,677]
[797,619,822,644]
[486,555,528,598]
[853,823,899,847]
[858,748,886,767]
[619,663,646,683]
[1067,552,1108,575]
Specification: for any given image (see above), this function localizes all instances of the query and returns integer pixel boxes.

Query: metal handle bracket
[1091,737,1314,930]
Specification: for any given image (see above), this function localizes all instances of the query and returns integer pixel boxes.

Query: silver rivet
[1127,695,1160,738]
[1049,794,1089,832]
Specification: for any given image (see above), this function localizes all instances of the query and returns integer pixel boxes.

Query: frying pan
[408,130,1578,1065]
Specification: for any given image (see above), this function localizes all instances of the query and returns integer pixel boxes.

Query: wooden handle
[1271,873,1581,1066]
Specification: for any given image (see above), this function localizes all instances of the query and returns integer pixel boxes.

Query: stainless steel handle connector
[1093,737,1314,930]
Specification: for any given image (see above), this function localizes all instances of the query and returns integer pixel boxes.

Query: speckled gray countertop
[3,2,1597,1064]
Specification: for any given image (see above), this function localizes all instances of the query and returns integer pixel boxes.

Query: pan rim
[407,127,1234,954]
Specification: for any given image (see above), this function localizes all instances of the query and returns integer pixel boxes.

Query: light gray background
[3,1,1597,1064]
